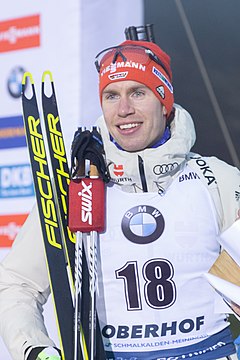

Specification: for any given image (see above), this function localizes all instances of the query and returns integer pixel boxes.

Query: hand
[37,346,61,360]
[70,128,110,182]
[26,346,61,360]
[230,301,240,317]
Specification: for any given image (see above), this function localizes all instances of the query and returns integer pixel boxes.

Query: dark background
[144,0,240,168]
[144,0,240,338]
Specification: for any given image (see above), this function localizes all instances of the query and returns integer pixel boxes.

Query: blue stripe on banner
[105,327,236,360]
[0,115,26,149]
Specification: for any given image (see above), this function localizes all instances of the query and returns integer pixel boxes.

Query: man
[0,37,240,360]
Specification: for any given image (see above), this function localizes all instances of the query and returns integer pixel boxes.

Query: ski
[41,71,88,359]
[41,70,76,281]
[22,71,105,359]
[22,72,85,360]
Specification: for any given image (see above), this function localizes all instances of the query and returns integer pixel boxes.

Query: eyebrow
[102,84,148,95]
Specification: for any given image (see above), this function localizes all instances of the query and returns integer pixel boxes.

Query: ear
[163,106,167,116]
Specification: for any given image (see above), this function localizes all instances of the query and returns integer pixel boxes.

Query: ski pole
[88,163,99,360]
[68,135,105,359]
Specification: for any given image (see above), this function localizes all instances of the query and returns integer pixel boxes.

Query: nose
[117,96,135,117]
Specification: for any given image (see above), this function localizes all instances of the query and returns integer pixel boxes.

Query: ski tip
[22,72,34,86]
[42,70,53,83]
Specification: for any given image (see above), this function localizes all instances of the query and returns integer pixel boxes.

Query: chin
[122,145,144,152]
[118,139,147,152]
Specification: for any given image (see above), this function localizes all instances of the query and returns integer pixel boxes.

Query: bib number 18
[115,258,176,311]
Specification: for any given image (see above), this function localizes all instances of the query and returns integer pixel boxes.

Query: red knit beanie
[98,40,174,116]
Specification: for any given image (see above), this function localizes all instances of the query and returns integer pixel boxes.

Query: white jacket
[98,104,240,231]
[0,105,239,359]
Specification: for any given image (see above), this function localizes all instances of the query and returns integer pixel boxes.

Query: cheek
[102,105,114,127]
[148,108,166,137]
[148,108,162,128]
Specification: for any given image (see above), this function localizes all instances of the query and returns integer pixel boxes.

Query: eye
[104,93,119,101]
[132,89,145,98]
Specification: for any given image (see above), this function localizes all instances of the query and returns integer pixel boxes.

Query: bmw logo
[7,66,26,98]
[121,205,165,244]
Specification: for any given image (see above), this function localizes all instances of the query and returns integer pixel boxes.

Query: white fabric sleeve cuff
[219,219,240,266]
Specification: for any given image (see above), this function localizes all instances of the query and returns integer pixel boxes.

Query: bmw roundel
[7,66,26,98]
[121,205,165,244]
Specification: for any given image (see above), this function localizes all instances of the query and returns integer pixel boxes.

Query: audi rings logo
[153,162,178,175]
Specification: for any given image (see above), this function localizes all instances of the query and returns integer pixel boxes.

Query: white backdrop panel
[0,1,143,358]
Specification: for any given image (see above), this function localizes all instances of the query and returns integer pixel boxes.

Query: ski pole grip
[90,164,99,177]
[68,176,105,233]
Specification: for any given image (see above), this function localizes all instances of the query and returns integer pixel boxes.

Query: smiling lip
[118,123,141,130]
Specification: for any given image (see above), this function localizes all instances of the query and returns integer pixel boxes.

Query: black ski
[22,71,105,360]
[22,71,77,360]
[40,72,106,359]
[41,71,88,359]
[41,71,76,286]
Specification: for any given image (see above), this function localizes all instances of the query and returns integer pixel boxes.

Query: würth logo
[113,164,124,177]
[0,14,40,53]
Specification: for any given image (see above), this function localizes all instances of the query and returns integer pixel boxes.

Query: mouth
[118,123,141,130]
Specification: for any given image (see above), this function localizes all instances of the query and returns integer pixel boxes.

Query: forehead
[103,80,148,93]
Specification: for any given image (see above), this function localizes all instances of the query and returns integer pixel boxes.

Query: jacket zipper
[138,155,148,192]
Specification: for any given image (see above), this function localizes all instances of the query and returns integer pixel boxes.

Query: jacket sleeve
[0,205,55,360]
[188,154,240,232]
[207,156,240,231]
